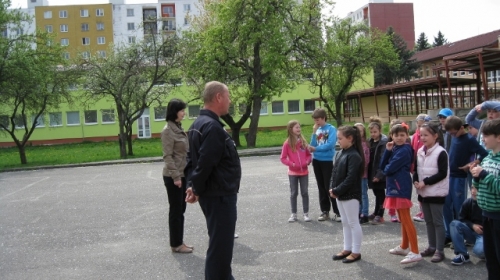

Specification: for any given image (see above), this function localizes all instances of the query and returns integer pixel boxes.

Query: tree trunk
[126,128,133,156]
[230,127,241,147]
[118,121,127,159]
[17,144,27,164]
[334,97,344,127]
[247,96,263,148]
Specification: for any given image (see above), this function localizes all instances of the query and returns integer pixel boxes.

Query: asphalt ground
[0,155,488,280]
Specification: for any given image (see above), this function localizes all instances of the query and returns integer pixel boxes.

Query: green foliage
[433,31,448,47]
[182,0,318,147]
[79,34,183,158]
[415,32,431,51]
[301,17,399,126]
[374,27,420,86]
[0,0,77,164]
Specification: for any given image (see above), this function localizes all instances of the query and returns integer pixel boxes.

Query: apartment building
[346,0,415,50]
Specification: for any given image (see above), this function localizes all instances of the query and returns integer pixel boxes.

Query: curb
[0,147,283,173]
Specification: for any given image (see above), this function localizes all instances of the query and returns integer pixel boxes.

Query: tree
[433,31,448,47]
[79,34,183,158]
[300,18,399,126]
[374,27,420,86]
[415,32,431,51]
[183,0,317,147]
[0,0,76,164]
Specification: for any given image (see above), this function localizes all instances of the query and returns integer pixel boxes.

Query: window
[163,6,174,15]
[82,37,90,45]
[14,115,25,128]
[31,0,36,2]
[49,112,62,127]
[97,22,104,30]
[304,100,315,112]
[288,100,300,113]
[183,4,190,11]
[0,115,9,129]
[97,36,105,44]
[45,25,52,33]
[96,8,104,16]
[44,11,52,19]
[127,22,135,30]
[80,9,89,17]
[14,28,23,36]
[260,102,268,115]
[460,71,466,76]
[66,111,80,125]
[82,51,90,59]
[32,115,45,127]
[81,23,89,31]
[162,20,175,31]
[184,17,189,25]
[84,110,97,124]
[98,50,106,58]
[154,106,166,120]
[62,52,70,59]
[59,10,67,18]
[128,36,136,44]
[60,38,69,46]
[127,9,134,17]
[60,24,68,32]
[1,28,7,38]
[188,105,200,118]
[271,101,284,114]
[452,71,458,77]
[101,109,115,123]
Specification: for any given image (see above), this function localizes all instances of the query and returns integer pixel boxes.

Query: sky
[8,0,500,43]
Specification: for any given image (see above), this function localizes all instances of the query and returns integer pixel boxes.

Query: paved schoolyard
[0,156,487,279]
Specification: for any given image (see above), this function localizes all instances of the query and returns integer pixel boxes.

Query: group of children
[280,105,500,279]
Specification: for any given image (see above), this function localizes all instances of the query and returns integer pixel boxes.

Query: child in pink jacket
[281,120,312,222]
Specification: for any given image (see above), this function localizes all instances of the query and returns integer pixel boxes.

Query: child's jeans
[289,175,309,214]
[359,178,369,217]
[444,176,467,238]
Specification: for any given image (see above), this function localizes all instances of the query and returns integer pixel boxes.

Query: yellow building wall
[35,4,113,59]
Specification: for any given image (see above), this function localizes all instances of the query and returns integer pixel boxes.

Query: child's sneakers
[390,215,400,223]
[288,213,297,223]
[370,216,384,225]
[389,245,410,256]
[303,213,311,222]
[400,252,422,264]
[451,253,470,266]
[413,212,425,222]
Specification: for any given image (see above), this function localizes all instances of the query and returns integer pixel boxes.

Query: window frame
[84,110,98,125]
[101,109,115,124]
[96,22,104,31]
[96,8,104,17]
[49,112,63,127]
[154,106,167,121]
[303,99,315,113]
[271,101,284,115]
[128,36,136,44]
[126,9,134,17]
[260,101,268,115]
[82,37,90,45]
[59,10,67,18]
[60,24,68,32]
[60,38,69,46]
[43,11,52,19]
[188,105,201,118]
[97,36,105,45]
[80,9,89,17]
[127,22,135,31]
[81,23,89,32]
[66,111,80,126]
[287,100,300,114]
[98,50,106,58]
[45,25,52,33]
[31,114,45,128]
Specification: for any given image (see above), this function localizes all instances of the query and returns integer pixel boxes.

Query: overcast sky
[9,0,500,43]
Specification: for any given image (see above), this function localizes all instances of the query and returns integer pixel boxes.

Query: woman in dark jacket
[330,126,365,264]
[367,116,388,224]
[161,99,193,253]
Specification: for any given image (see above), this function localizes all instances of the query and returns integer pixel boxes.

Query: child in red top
[281,120,312,222]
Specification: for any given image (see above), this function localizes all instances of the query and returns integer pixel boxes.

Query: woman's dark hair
[165,99,187,122]
[338,126,365,175]
[420,123,444,147]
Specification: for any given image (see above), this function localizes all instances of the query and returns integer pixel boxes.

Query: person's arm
[458,199,474,230]
[310,132,318,147]
[382,148,410,176]
[161,128,181,181]
[481,100,500,112]
[313,126,337,152]
[305,146,312,165]
[374,142,387,181]
[422,151,449,185]
[379,148,392,174]
[331,152,362,197]
[189,124,226,195]
[465,107,483,130]
[280,142,292,167]
[478,170,500,194]
[413,155,420,183]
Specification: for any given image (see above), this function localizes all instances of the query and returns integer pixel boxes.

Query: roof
[412,29,500,62]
